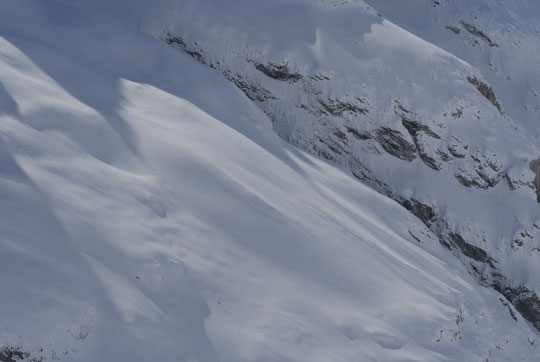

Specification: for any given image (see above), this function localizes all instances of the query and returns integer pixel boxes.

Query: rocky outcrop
[460,21,500,47]
[395,104,445,170]
[375,127,417,161]
[226,72,276,102]
[445,25,461,34]
[254,62,303,83]
[467,76,503,114]
[162,32,204,62]
[444,231,540,332]
[454,155,504,190]
[317,98,369,117]
[391,194,540,332]
[398,197,438,227]
[491,278,540,332]
[447,232,495,266]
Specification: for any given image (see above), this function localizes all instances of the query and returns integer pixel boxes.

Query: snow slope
[0,0,539,361]
[139,0,540,338]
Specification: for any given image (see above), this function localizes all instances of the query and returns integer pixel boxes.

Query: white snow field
[0,0,539,361]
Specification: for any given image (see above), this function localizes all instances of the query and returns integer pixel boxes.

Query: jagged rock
[226,73,276,102]
[447,232,495,266]
[398,198,438,226]
[396,106,444,169]
[375,127,417,161]
[346,127,371,140]
[445,25,461,34]
[0,345,31,362]
[254,62,303,83]
[491,282,540,332]
[162,32,205,62]
[309,73,330,81]
[451,108,463,118]
[499,297,518,321]
[400,118,440,140]
[455,163,503,190]
[467,76,503,114]
[460,21,500,47]
[317,98,369,117]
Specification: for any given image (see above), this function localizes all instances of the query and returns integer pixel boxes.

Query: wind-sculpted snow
[141,0,540,337]
[1,0,540,361]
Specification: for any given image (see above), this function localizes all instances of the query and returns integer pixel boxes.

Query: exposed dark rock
[333,130,348,142]
[445,25,461,34]
[163,33,205,62]
[408,229,423,243]
[227,73,276,102]
[448,145,466,158]
[398,198,437,227]
[454,169,501,190]
[451,108,463,118]
[529,158,540,202]
[374,179,540,333]
[499,297,518,321]
[254,62,303,83]
[418,150,441,170]
[346,127,371,140]
[309,73,330,81]
[455,174,476,188]
[318,98,369,117]
[350,161,389,189]
[460,21,500,47]
[375,127,417,161]
[505,174,517,190]
[401,118,441,139]
[0,345,44,362]
[467,76,503,114]
[397,109,442,169]
[436,150,452,162]
[492,282,540,332]
[0,345,29,362]
[448,232,495,266]
[315,134,349,159]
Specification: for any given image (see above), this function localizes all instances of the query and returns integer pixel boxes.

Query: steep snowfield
[139,0,540,338]
[0,1,539,361]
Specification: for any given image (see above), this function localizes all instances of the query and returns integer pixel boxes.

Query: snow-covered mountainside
[1,0,539,361]
[143,0,540,337]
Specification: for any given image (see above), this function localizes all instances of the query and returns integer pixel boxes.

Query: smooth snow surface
[0,1,539,361]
